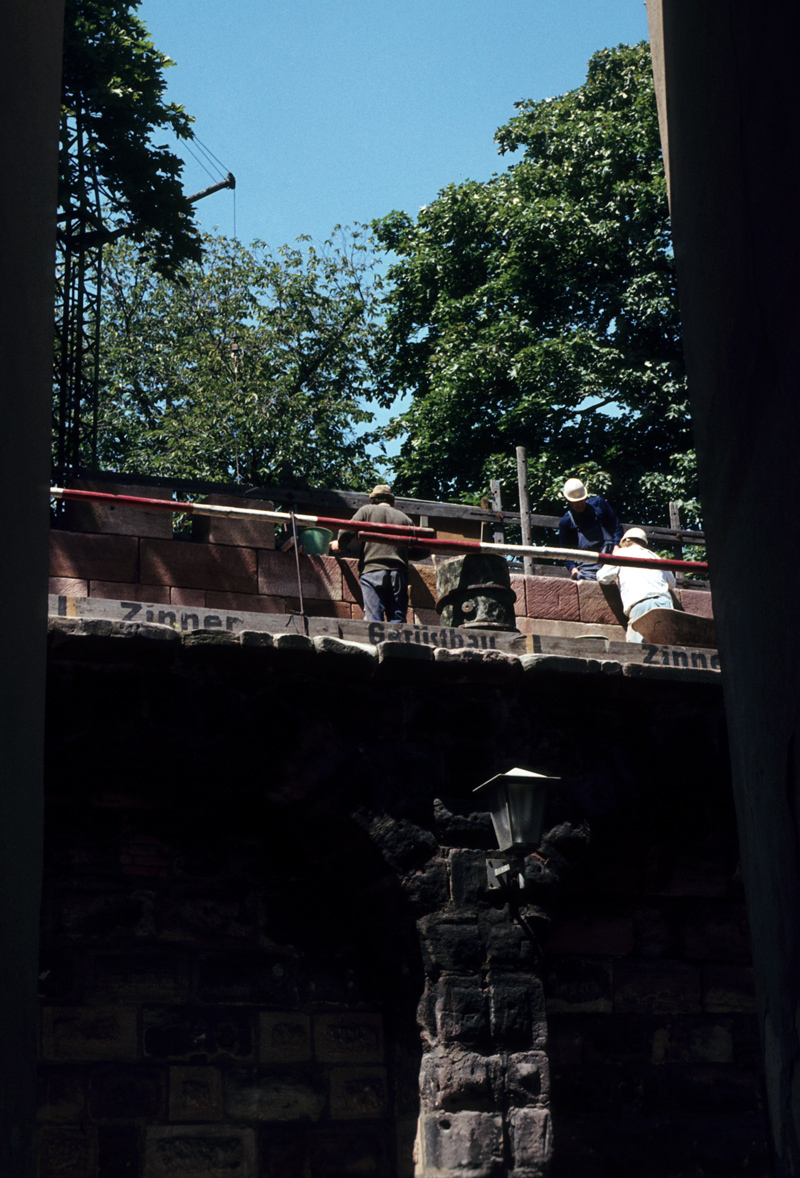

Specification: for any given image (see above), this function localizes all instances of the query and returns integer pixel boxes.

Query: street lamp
[473,766,559,892]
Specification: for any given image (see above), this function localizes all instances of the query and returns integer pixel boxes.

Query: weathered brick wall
[38,621,764,1177]
[49,484,713,640]
[543,766,767,1176]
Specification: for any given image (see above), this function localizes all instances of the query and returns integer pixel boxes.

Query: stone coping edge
[47,615,721,684]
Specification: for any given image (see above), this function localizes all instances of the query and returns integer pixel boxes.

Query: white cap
[621,527,648,545]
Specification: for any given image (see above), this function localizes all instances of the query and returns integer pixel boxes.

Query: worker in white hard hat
[596,527,676,642]
[558,477,623,580]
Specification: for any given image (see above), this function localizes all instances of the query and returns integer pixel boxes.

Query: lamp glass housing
[474,767,558,853]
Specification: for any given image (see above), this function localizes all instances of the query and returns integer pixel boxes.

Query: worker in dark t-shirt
[330,484,413,622]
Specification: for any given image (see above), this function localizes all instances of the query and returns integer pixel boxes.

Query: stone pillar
[414,850,552,1177]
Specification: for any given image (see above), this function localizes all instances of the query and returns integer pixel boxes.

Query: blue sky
[138,0,651,250]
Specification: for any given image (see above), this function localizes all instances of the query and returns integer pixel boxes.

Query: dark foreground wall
[647,4,800,1172]
[0,2,63,1175]
[39,622,768,1177]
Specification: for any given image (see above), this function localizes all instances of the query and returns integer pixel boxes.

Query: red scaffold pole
[49,487,708,572]
[50,487,435,541]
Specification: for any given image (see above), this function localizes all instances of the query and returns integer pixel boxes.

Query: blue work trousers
[360,568,408,622]
[626,593,673,643]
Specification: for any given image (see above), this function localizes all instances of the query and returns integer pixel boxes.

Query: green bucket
[298,526,332,555]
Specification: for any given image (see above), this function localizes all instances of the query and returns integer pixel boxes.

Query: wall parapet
[49,527,714,647]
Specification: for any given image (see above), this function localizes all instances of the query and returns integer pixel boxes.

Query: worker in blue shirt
[558,477,623,580]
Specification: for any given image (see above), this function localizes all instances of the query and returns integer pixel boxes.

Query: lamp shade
[473,767,559,852]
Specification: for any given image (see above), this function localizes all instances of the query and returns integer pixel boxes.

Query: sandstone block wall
[50,486,712,640]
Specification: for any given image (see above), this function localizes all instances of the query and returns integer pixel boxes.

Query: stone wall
[544,774,766,1176]
[38,619,765,1177]
[49,484,713,642]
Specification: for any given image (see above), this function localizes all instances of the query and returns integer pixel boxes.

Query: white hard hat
[563,478,588,502]
[621,527,648,545]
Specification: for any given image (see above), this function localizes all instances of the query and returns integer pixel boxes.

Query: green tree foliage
[97,231,385,488]
[60,0,201,275]
[373,43,696,524]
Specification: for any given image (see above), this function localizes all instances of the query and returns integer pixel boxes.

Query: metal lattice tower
[54,107,104,485]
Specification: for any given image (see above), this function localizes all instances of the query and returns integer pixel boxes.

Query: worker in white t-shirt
[596,527,676,643]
